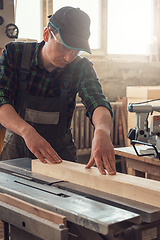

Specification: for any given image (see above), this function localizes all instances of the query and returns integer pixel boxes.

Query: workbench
[0,158,160,240]
[114,145,160,180]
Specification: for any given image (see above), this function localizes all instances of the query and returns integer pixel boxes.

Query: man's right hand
[22,126,62,164]
[0,104,62,164]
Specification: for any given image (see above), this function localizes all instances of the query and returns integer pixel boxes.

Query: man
[0,6,116,175]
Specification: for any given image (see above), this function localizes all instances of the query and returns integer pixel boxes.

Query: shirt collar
[30,41,72,73]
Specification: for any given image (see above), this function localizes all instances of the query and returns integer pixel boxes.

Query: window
[107,0,153,55]
[53,0,101,50]
[14,0,41,41]
[14,0,155,58]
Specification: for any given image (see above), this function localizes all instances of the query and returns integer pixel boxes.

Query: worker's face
[43,28,79,68]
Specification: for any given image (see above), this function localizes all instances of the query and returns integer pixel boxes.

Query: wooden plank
[85,117,90,149]
[0,221,4,239]
[114,106,119,146]
[80,109,85,149]
[71,101,125,154]
[126,86,160,99]
[77,148,91,156]
[120,107,128,146]
[0,129,5,153]
[118,108,124,146]
[32,159,160,208]
[110,105,115,143]
[0,193,66,226]
[117,96,128,147]
[90,124,94,144]
[74,109,80,148]
[121,97,128,127]
[147,174,160,181]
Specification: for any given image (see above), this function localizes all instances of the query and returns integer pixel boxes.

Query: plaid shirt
[0,41,112,131]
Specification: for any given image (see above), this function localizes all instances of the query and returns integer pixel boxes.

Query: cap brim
[60,31,92,54]
[49,21,92,54]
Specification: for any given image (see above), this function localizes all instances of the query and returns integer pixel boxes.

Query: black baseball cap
[48,6,91,54]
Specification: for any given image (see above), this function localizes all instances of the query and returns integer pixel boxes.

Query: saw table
[0,158,159,240]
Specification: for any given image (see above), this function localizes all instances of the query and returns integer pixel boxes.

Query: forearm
[92,106,112,135]
[86,106,116,175]
[0,104,33,138]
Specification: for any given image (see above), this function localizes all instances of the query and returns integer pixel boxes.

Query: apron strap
[15,42,33,113]
[20,42,33,81]
[59,56,81,150]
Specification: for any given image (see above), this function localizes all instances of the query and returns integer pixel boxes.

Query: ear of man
[43,28,50,42]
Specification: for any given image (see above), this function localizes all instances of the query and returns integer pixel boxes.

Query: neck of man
[40,45,57,72]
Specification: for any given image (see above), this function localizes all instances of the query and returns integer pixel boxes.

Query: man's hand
[85,128,116,175]
[0,104,62,164]
[85,106,116,175]
[22,126,62,164]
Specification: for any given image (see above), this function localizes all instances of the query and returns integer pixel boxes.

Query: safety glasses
[50,29,80,57]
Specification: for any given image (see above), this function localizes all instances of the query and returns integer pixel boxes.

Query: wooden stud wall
[72,99,128,158]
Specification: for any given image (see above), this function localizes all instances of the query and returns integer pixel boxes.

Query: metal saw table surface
[0,158,160,239]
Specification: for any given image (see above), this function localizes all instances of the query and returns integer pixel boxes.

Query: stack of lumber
[72,98,128,159]
[71,103,94,157]
[112,96,128,147]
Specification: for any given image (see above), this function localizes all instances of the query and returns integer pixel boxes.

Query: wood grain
[32,159,160,208]
[0,193,66,226]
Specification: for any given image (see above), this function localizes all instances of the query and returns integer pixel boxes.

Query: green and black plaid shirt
[0,41,112,131]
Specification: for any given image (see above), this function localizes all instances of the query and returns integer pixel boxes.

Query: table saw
[0,158,159,240]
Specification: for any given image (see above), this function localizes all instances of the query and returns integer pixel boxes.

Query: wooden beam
[42,0,53,31]
[0,193,66,226]
[32,159,160,208]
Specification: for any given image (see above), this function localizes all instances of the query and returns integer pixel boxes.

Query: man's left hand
[85,127,116,175]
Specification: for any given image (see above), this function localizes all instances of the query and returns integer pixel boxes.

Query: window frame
[90,0,108,56]
[87,0,155,62]
[41,0,157,62]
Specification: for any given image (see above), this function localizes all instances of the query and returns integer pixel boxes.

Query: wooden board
[32,159,160,208]
[0,193,66,226]
[0,129,5,153]
[126,86,160,99]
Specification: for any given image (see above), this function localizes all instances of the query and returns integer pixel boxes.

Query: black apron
[0,43,78,161]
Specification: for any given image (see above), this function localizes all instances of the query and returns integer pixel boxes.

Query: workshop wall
[88,59,160,102]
